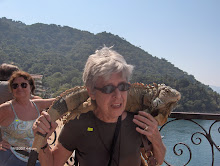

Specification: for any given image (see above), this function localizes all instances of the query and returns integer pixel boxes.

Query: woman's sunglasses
[95,82,131,94]
[11,82,28,89]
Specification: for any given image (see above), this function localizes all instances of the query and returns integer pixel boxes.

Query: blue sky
[0,0,219,86]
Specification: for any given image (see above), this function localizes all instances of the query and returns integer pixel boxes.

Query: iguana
[27,83,181,166]
[63,83,181,126]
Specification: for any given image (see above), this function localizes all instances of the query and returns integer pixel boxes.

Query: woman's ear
[87,87,96,100]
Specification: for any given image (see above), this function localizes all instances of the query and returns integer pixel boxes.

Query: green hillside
[0,17,219,113]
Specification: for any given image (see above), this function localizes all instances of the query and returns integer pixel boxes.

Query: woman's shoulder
[126,111,136,119]
[69,110,93,120]
[0,101,13,125]
[123,112,137,127]
[64,111,94,127]
[0,101,11,110]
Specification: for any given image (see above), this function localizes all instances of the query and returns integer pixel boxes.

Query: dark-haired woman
[0,71,55,166]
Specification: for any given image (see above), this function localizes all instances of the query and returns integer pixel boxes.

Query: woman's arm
[32,98,56,112]
[0,102,11,126]
[31,95,42,99]
[133,111,166,165]
[38,142,73,166]
[33,111,72,166]
[0,103,12,151]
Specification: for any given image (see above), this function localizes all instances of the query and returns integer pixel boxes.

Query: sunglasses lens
[118,83,130,91]
[12,83,19,89]
[21,83,28,88]
[103,85,115,94]
[96,83,130,94]
[12,83,28,89]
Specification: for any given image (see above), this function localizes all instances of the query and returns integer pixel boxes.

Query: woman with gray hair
[33,46,166,166]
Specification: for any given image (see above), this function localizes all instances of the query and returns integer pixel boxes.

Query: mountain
[0,17,220,113]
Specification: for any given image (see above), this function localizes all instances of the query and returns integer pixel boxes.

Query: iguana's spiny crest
[61,83,181,126]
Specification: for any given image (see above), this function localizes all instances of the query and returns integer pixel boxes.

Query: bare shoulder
[0,101,12,125]
[0,101,11,111]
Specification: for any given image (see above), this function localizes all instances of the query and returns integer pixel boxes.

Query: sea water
[159,119,220,166]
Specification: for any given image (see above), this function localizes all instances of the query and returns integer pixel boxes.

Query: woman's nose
[113,88,122,98]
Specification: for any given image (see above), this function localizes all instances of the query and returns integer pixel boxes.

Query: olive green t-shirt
[59,111,143,166]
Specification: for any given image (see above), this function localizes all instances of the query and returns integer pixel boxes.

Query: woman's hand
[32,111,58,140]
[133,111,161,143]
[0,140,11,151]
[133,111,166,165]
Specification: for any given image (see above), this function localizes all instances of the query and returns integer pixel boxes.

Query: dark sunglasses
[11,83,28,89]
[95,82,131,94]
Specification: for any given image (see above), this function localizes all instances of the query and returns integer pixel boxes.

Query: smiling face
[11,77,31,99]
[88,72,128,122]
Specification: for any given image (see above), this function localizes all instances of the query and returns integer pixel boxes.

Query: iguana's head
[157,84,181,104]
[151,84,181,126]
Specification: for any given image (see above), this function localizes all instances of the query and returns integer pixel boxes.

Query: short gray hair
[83,46,134,90]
